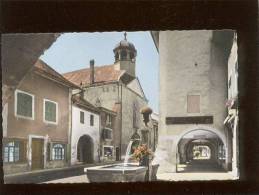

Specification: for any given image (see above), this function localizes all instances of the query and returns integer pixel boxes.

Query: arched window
[120,50,127,60]
[52,144,65,160]
[130,52,135,60]
[115,52,119,61]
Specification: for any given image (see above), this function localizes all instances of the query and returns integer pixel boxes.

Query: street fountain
[84,137,147,182]
[84,106,159,182]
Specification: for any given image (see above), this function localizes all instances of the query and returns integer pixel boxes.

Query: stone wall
[84,81,148,159]
[45,160,67,169]
[3,163,29,175]
[84,83,119,110]
[121,84,147,157]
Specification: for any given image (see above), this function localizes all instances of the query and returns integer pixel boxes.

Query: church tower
[113,32,137,77]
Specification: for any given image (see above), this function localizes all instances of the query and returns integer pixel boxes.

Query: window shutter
[63,144,66,161]
[2,145,5,162]
[19,140,27,162]
[100,147,102,156]
[47,143,51,161]
[102,129,105,139]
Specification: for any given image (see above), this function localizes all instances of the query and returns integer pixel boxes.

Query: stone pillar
[170,139,177,173]
[232,116,239,177]
[226,126,233,171]
[153,136,176,173]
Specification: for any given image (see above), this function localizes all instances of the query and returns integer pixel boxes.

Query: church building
[63,33,154,159]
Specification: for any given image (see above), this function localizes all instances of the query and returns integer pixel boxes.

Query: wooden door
[31,138,44,170]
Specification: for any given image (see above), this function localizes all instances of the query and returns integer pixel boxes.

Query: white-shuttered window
[15,90,34,120]
[44,99,58,124]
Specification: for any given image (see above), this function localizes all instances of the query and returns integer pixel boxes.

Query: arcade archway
[176,129,226,173]
[77,135,94,164]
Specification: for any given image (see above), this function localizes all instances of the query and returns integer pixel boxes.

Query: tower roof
[113,32,136,52]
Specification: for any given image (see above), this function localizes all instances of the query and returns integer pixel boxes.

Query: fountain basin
[84,163,148,182]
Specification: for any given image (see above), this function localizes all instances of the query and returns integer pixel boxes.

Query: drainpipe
[68,88,73,166]
[98,111,101,163]
[153,123,156,151]
[120,83,123,161]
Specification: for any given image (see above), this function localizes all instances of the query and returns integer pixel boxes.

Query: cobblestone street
[43,172,236,183]
[43,175,89,183]
[157,172,237,181]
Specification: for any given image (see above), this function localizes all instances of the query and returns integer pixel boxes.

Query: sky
[40,31,159,113]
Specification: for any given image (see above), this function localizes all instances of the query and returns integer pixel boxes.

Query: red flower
[132,144,154,162]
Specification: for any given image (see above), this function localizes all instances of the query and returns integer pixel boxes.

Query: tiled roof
[99,106,117,116]
[63,64,125,86]
[72,94,117,115]
[72,94,100,113]
[34,59,79,88]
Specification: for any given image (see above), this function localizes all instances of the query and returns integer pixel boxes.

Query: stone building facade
[3,59,77,174]
[151,30,237,177]
[63,34,154,159]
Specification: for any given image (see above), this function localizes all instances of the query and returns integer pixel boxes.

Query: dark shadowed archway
[77,135,94,164]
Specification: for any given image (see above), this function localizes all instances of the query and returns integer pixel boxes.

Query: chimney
[90,59,95,84]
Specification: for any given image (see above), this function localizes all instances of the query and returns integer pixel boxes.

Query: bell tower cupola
[113,32,137,77]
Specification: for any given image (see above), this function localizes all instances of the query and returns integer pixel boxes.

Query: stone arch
[76,134,94,164]
[175,126,227,172]
[174,125,226,148]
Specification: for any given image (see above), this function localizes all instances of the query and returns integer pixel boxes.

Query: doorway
[77,135,94,163]
[31,138,44,170]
